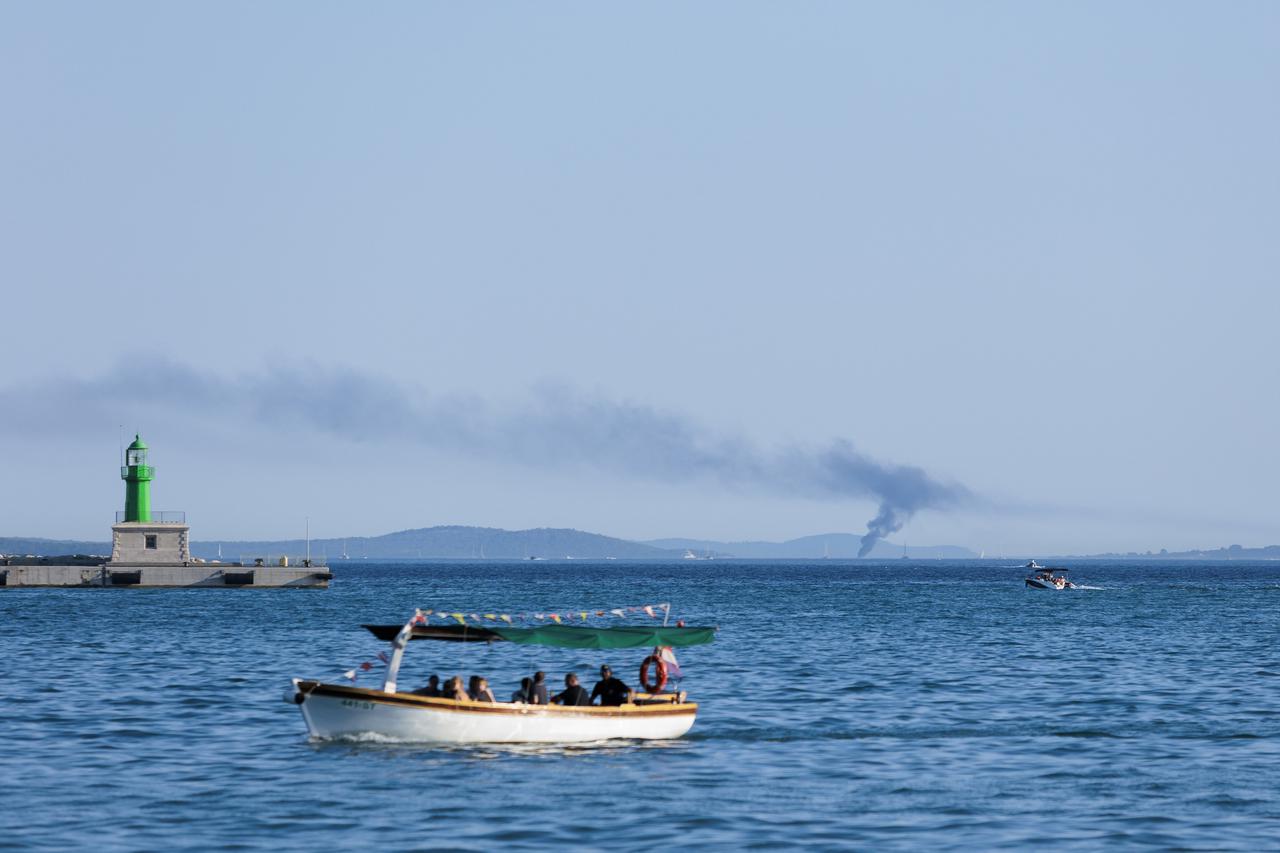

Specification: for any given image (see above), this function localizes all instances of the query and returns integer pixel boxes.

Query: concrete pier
[5,435,333,589]
[0,562,332,589]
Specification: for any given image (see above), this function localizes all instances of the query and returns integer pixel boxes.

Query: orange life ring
[639,654,668,693]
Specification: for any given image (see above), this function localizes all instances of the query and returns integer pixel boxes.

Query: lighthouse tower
[121,435,154,522]
[109,435,190,565]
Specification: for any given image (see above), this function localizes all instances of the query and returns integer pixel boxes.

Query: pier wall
[0,564,331,589]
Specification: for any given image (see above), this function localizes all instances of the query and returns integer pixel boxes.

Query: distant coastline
[2,526,1276,561]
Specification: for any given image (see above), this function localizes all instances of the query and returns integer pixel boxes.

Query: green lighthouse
[109,435,192,566]
[121,435,154,523]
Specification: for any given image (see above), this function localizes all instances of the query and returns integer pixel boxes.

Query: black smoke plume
[3,362,971,554]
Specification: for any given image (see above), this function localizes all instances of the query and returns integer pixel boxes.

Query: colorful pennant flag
[659,646,683,679]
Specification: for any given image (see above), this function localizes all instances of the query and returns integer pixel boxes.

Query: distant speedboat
[1025,560,1043,570]
[682,550,699,560]
[1026,566,1076,590]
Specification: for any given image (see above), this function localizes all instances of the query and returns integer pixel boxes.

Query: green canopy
[490,625,716,649]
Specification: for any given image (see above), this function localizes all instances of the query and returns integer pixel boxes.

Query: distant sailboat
[822,540,830,560]
[341,540,349,560]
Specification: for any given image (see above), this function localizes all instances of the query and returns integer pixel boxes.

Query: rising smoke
[3,362,971,555]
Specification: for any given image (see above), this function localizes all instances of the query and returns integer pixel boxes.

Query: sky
[1,3,1277,553]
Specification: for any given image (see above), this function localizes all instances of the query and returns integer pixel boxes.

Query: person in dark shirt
[529,671,549,705]
[590,665,633,706]
[511,676,533,703]
[552,672,591,706]
[472,677,496,703]
[413,674,441,697]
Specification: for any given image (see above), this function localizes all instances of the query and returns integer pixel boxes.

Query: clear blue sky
[2,3,1276,553]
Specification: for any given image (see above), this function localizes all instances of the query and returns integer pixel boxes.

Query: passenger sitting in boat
[591,665,633,706]
[529,671,548,705]
[469,676,497,703]
[511,676,533,703]
[413,674,441,697]
[552,673,591,706]
[443,675,467,701]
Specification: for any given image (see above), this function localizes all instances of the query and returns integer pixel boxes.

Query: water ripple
[2,560,1278,850]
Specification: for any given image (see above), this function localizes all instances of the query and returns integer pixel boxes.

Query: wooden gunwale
[299,681,697,718]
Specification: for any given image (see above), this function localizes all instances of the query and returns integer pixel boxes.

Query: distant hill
[1,526,678,561]
[1075,544,1280,560]
[0,527,978,561]
[0,537,111,558]
[644,534,977,560]
[194,526,676,560]
[13,526,1270,562]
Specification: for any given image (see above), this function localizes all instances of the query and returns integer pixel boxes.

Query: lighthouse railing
[115,511,187,524]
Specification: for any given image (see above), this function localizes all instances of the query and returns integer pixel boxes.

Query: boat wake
[311,731,407,745]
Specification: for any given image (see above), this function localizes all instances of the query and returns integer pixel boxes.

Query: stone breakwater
[0,562,331,588]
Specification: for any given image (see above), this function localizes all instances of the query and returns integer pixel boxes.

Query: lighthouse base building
[1,437,330,589]
[110,521,191,565]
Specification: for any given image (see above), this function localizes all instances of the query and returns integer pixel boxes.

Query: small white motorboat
[287,617,715,744]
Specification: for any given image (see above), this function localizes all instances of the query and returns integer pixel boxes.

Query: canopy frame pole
[381,613,419,694]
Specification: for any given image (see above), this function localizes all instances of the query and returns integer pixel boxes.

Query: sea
[2,560,1278,851]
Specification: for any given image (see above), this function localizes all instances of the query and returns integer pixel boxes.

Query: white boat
[288,680,697,743]
[287,618,715,744]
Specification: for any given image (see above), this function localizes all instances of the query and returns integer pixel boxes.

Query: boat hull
[290,680,697,744]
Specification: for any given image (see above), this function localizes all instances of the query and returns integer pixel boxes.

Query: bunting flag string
[398,601,674,628]
[343,649,392,682]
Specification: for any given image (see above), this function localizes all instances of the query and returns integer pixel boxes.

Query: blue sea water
[2,560,1278,851]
